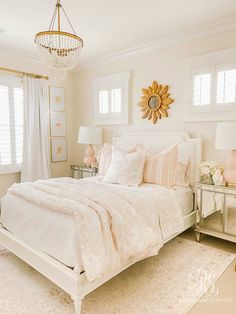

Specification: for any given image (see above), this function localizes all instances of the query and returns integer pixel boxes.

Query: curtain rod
[0,67,49,80]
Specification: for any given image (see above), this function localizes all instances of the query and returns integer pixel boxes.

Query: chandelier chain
[48,6,57,31]
[61,6,77,35]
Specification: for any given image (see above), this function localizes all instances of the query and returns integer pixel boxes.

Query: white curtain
[21,76,51,182]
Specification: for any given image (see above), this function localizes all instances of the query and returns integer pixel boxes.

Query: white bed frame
[0,131,202,313]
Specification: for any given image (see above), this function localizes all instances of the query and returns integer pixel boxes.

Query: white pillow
[98,143,146,176]
[103,146,145,186]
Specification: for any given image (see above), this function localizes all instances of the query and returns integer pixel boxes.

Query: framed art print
[51,139,67,162]
[50,112,66,137]
[50,86,66,111]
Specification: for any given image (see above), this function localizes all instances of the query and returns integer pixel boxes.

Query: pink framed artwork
[51,139,67,162]
[50,112,66,137]
[49,86,66,111]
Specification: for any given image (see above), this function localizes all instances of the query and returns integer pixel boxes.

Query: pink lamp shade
[78,127,102,167]
[215,122,236,186]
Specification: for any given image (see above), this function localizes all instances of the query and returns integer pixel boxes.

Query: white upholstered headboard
[113,131,202,189]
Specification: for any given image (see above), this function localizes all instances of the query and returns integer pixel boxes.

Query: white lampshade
[215,122,236,150]
[78,126,102,145]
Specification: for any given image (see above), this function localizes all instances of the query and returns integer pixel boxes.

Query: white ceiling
[0,0,236,63]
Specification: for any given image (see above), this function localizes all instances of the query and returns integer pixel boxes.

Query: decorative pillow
[175,160,190,187]
[98,143,112,176]
[103,146,145,186]
[143,144,178,187]
[176,143,194,187]
[127,144,146,154]
[98,143,146,176]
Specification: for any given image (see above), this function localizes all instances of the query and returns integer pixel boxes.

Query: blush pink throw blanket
[8,178,184,281]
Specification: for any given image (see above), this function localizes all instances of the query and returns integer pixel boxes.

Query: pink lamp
[78,126,102,167]
[215,122,236,187]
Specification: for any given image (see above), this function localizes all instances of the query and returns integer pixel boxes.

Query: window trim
[190,63,236,113]
[0,164,21,175]
[93,71,130,125]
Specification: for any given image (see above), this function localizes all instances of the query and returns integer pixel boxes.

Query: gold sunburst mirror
[138,81,174,124]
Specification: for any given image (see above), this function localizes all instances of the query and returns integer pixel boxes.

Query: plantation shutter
[0,76,24,174]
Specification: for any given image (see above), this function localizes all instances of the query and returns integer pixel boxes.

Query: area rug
[0,237,234,314]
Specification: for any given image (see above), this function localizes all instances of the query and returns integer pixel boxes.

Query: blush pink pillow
[143,144,178,187]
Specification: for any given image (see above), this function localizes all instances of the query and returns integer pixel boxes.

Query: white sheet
[0,177,193,269]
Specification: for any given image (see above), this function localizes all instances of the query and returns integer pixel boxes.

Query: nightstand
[195,182,236,243]
[70,165,98,179]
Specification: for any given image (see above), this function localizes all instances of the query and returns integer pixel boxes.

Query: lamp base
[223,150,236,187]
[224,170,236,187]
[83,144,97,167]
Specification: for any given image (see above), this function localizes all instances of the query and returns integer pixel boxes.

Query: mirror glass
[148,95,160,110]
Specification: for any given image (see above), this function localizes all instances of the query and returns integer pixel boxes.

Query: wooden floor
[180,228,236,314]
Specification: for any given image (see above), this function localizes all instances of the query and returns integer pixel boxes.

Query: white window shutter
[99,90,109,113]
[216,69,236,104]
[193,73,211,106]
[111,88,122,113]
[0,85,11,165]
[0,77,23,174]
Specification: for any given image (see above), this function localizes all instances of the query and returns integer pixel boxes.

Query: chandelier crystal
[34,0,83,71]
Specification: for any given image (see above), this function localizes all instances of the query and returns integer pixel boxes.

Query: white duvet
[6,177,184,281]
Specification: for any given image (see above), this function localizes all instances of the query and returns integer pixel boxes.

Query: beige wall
[0,53,76,197]
[70,29,236,165]
[1,28,236,197]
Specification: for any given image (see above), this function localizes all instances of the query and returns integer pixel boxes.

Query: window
[111,88,122,113]
[99,90,109,113]
[193,73,211,106]
[191,63,236,112]
[0,76,24,174]
[94,72,129,125]
[216,69,236,104]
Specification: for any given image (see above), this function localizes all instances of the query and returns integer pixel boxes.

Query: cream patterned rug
[0,237,234,314]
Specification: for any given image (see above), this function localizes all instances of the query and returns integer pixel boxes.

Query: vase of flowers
[200,161,224,185]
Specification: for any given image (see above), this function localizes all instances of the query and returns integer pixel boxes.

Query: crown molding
[1,16,236,73]
[74,16,236,72]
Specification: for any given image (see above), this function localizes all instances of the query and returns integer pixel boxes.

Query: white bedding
[0,176,193,271]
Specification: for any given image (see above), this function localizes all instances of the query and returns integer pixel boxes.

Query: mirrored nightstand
[71,165,98,179]
[195,182,236,243]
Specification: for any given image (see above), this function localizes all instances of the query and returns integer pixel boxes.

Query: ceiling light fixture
[34,0,83,77]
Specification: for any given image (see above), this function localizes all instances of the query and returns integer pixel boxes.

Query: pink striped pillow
[143,144,178,187]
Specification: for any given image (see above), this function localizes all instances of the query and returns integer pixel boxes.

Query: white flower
[201,166,210,175]
[200,161,223,177]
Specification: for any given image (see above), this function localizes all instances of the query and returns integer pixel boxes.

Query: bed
[0,131,202,313]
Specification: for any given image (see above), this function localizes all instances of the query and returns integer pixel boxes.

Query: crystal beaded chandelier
[34,0,83,72]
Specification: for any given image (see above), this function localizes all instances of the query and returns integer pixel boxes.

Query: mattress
[0,176,193,268]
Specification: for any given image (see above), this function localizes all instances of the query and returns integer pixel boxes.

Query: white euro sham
[103,146,145,186]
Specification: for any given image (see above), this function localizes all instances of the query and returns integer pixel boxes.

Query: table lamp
[215,122,236,186]
[78,126,102,167]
